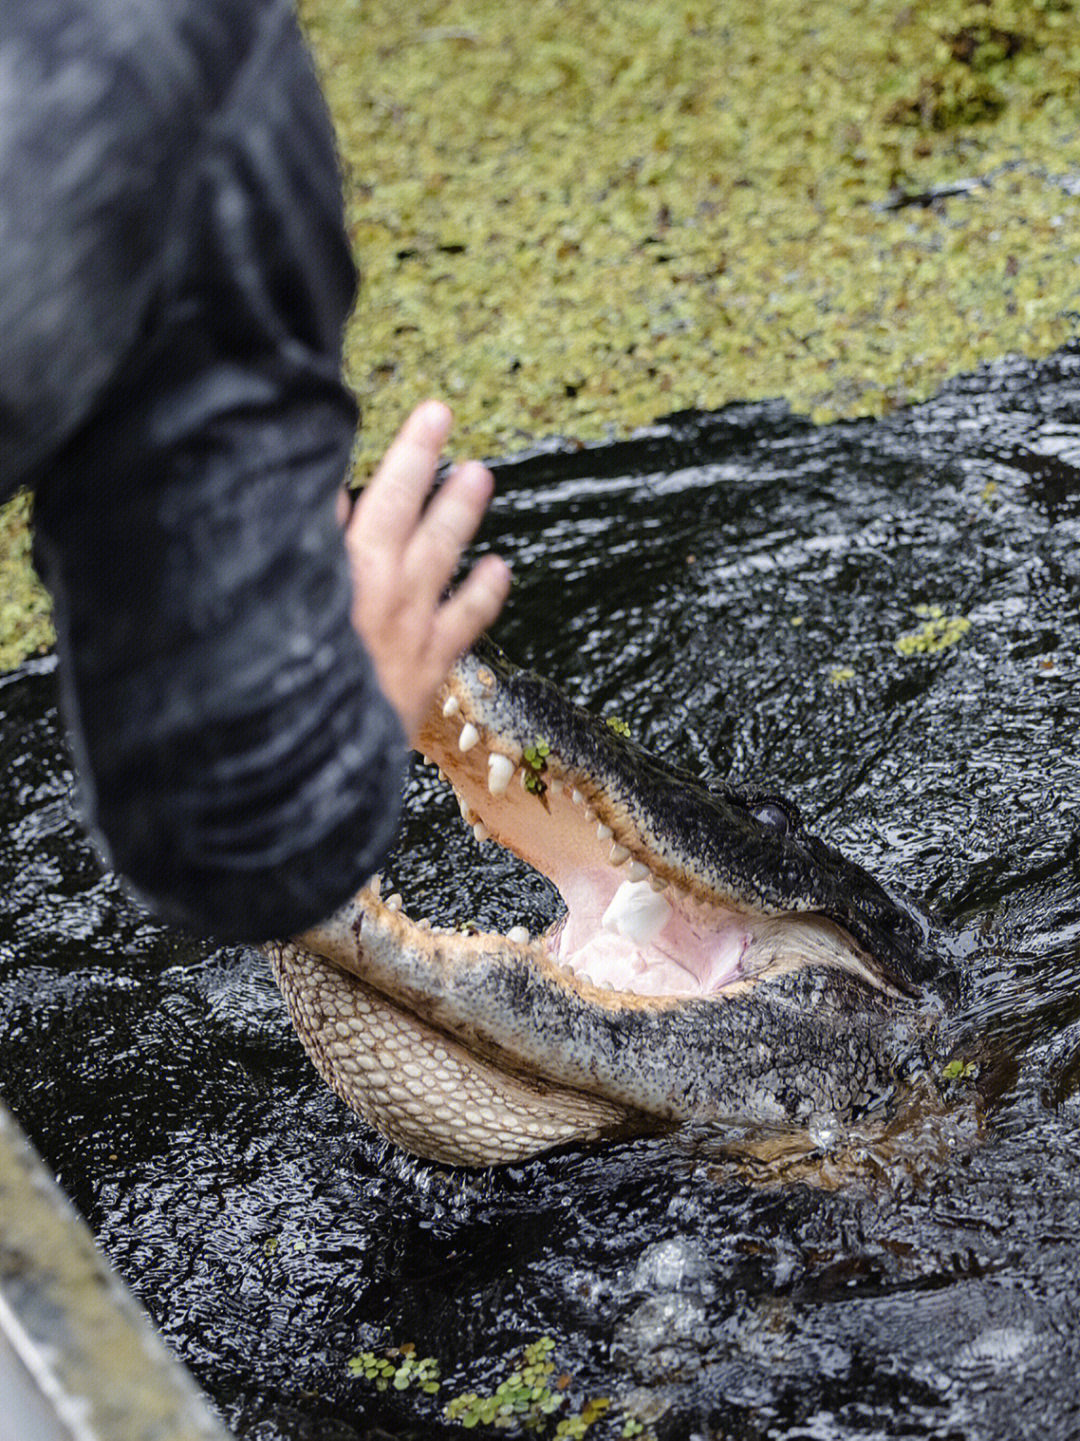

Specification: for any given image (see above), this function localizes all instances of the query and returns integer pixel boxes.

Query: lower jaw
[268,938,648,1166]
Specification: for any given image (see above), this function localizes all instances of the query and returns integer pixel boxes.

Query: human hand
[344,400,511,745]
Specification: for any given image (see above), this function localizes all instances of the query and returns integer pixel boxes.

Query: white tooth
[627,860,650,882]
[369,874,382,898]
[442,695,460,717]
[596,822,612,841]
[421,753,432,766]
[457,795,474,823]
[487,754,515,795]
[584,808,595,823]
[649,874,668,893]
[417,918,431,929]
[507,925,530,944]
[572,789,584,806]
[459,723,480,752]
[548,778,564,795]
[473,822,489,843]
[609,843,630,866]
[438,769,447,782]
[386,893,403,912]
[601,879,673,946]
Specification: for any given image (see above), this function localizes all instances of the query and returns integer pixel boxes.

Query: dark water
[1,346,1079,1440]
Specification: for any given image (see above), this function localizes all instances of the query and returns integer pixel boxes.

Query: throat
[544,868,755,998]
[536,866,901,1001]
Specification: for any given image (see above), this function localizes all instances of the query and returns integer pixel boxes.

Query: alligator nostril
[751,802,791,834]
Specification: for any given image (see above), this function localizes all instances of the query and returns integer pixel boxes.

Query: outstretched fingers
[431,553,512,673]
[407,460,495,605]
[356,398,454,553]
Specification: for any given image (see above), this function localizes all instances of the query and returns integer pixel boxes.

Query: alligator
[264,639,955,1167]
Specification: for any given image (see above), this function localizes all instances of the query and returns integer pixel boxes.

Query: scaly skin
[264,640,952,1167]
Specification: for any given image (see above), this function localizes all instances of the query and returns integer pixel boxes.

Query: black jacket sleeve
[5,0,408,941]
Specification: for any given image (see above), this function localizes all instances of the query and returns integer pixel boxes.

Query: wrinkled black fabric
[0,0,408,941]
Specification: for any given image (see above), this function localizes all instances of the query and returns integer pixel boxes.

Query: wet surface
[1,345,1079,1439]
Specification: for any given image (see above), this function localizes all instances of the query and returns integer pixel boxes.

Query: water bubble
[808,1113,843,1151]
[629,1237,714,1296]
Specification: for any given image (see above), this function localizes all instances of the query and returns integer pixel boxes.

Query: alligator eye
[751,802,791,834]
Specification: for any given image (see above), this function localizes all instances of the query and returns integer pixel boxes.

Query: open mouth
[386,643,905,1004]
[269,643,936,1164]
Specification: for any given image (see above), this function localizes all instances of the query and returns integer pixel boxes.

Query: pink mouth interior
[544,865,753,996]
[422,739,770,997]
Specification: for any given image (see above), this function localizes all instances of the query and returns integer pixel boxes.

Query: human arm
[18,1,503,942]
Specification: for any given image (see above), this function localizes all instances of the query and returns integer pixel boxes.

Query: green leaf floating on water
[347,1334,648,1434]
[345,1346,441,1395]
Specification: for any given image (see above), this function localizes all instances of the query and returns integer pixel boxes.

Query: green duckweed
[895,604,973,655]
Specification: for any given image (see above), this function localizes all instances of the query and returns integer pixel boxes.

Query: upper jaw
[407,638,934,1002]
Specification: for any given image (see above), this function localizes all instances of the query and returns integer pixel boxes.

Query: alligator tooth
[442,694,460,718]
[571,788,584,806]
[601,879,672,946]
[459,723,480,752]
[473,822,489,844]
[457,795,475,824]
[649,874,668,893]
[421,753,432,766]
[487,754,515,795]
[627,860,650,882]
[507,925,530,944]
[596,822,613,840]
[437,769,447,782]
[417,918,431,930]
[548,778,564,795]
[368,873,383,898]
[386,893,403,912]
[609,842,630,866]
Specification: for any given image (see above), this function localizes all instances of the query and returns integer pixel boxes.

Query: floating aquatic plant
[346,1335,627,1435]
[895,604,972,655]
[345,1343,441,1395]
[523,738,551,794]
[300,0,1080,471]
[5,1,1080,670]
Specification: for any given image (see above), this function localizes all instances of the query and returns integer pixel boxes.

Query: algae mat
[4,0,1080,661]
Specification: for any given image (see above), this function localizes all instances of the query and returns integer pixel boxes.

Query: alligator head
[264,639,952,1167]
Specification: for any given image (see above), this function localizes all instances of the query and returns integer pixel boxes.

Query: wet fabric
[0,0,407,940]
